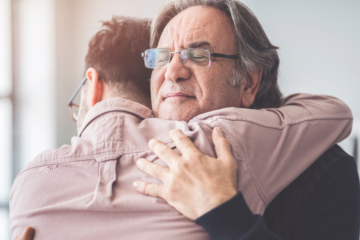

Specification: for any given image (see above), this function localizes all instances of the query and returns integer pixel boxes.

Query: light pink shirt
[10,94,352,240]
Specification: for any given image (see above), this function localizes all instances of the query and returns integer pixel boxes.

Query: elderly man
[11,1,358,240]
[132,0,360,239]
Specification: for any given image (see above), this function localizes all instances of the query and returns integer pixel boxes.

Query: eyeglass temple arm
[68,77,88,106]
[211,53,240,59]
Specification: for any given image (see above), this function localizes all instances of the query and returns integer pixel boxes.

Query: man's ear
[241,67,262,108]
[86,68,103,107]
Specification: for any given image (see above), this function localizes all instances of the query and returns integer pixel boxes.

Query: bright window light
[0,99,12,203]
[0,0,12,97]
[0,209,10,240]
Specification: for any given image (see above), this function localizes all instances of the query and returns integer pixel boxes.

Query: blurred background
[0,0,359,239]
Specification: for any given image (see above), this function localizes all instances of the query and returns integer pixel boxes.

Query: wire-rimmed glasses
[68,77,87,122]
[141,48,240,69]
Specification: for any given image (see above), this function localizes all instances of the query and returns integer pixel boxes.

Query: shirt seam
[193,115,351,129]
[215,121,269,207]
[79,107,152,137]
[21,140,174,172]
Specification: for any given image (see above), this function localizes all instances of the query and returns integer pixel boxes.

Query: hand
[133,127,237,220]
[14,227,34,240]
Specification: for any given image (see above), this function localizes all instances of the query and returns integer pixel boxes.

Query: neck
[103,83,152,110]
[116,93,152,109]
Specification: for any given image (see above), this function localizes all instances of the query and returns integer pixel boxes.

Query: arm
[196,192,282,240]
[204,94,352,212]
[196,151,360,240]
[263,145,360,240]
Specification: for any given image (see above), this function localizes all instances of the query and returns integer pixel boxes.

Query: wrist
[195,192,257,239]
[196,188,237,218]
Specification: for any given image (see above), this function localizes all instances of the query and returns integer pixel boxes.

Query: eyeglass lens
[70,90,81,121]
[71,104,80,121]
[143,48,211,69]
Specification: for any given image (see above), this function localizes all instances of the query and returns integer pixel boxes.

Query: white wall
[244,0,360,117]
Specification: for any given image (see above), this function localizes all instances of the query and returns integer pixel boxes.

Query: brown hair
[151,0,282,108]
[85,16,152,98]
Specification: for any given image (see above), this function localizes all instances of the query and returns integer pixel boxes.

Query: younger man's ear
[241,67,262,108]
[86,68,103,107]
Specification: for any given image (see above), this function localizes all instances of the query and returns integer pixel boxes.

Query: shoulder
[10,144,100,213]
[19,138,95,173]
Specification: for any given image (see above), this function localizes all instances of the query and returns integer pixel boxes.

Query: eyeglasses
[68,77,87,122]
[141,48,240,69]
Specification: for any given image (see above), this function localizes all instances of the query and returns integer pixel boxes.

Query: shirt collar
[78,97,154,137]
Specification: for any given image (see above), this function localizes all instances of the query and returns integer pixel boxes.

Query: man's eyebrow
[188,41,211,49]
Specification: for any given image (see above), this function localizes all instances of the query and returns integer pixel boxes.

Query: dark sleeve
[291,155,360,240]
[264,148,360,240]
[195,192,282,240]
[196,146,360,240]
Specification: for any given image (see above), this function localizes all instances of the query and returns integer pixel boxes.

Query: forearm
[206,94,352,210]
[195,192,281,240]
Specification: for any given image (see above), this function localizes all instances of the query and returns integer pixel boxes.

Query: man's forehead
[161,24,212,47]
[158,6,235,51]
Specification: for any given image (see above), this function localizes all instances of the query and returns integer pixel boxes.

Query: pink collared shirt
[10,94,352,240]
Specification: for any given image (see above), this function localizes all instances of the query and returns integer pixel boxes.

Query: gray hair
[150,0,282,108]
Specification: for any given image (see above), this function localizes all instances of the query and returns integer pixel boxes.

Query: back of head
[151,0,282,109]
[85,16,152,99]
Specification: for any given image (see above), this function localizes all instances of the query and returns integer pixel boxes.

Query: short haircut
[151,0,282,108]
[85,16,152,97]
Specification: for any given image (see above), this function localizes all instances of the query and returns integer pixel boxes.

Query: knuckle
[173,161,187,172]
[144,183,155,195]
[186,150,202,160]
[157,144,168,156]
[219,137,230,145]
[141,182,148,193]
[150,164,160,177]
[177,134,188,142]
[142,161,150,172]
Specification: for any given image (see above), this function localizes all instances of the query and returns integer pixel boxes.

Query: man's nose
[164,53,191,82]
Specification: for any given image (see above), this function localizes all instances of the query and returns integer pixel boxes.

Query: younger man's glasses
[141,48,240,69]
[68,77,87,122]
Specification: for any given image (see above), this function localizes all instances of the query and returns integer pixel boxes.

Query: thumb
[14,227,34,240]
[212,127,233,161]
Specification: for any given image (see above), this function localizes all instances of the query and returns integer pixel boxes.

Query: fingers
[133,181,164,198]
[136,158,170,180]
[169,129,200,156]
[148,138,179,168]
[212,127,233,161]
[14,227,34,240]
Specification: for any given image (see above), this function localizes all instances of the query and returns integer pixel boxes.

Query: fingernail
[148,139,156,147]
[170,129,181,134]
[133,181,140,189]
[22,226,32,234]
[216,127,223,136]
[137,158,145,166]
